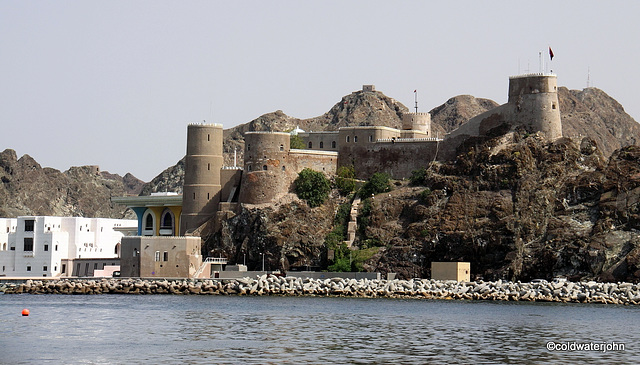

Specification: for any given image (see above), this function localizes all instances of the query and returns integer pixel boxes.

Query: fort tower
[180,123,224,234]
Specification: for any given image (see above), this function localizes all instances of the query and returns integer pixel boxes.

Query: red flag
[549,47,554,60]
[414,90,416,93]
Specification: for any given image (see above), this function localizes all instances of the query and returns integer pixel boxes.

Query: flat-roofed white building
[0,216,136,277]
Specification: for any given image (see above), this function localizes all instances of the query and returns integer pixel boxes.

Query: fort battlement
[188,122,223,128]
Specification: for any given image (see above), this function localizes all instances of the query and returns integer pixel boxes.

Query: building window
[55,244,58,251]
[24,219,34,232]
[155,251,160,262]
[369,135,373,142]
[263,165,267,171]
[61,264,66,274]
[207,134,210,141]
[94,263,98,270]
[346,136,350,143]
[163,251,168,261]
[354,136,358,143]
[10,244,15,251]
[43,266,48,271]
[44,244,49,251]
[23,238,33,252]
[248,165,252,171]
[145,214,154,231]
[320,141,324,148]
[332,141,336,148]
[282,166,286,171]
[280,144,284,151]
[27,266,31,272]
[247,144,251,151]
[308,141,313,148]
[208,163,210,170]
[552,103,556,109]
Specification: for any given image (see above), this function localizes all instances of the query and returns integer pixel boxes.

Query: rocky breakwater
[1,277,639,305]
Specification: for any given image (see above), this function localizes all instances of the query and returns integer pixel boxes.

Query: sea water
[1,294,638,364]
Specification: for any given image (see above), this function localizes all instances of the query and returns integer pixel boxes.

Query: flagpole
[414,90,418,113]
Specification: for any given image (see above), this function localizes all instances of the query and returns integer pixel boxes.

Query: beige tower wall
[181,124,223,235]
[239,132,292,204]
[508,74,562,141]
[402,112,431,136]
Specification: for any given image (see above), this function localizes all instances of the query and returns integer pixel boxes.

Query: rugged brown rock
[0,148,141,218]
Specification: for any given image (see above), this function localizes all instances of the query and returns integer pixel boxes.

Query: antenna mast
[587,67,591,88]
[414,90,418,113]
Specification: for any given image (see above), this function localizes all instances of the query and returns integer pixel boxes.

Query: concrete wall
[67,258,120,277]
[120,236,202,278]
[431,262,470,282]
[182,123,224,234]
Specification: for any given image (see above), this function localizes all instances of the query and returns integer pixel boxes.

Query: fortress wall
[289,150,338,175]
[302,132,339,150]
[220,168,243,203]
[508,74,557,102]
[341,140,439,180]
[239,132,293,204]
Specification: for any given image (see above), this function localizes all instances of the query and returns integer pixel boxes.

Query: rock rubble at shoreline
[2,276,640,305]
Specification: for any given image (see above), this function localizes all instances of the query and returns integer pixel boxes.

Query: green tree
[335,165,356,196]
[294,168,330,207]
[290,134,305,149]
[409,168,427,186]
[358,172,391,198]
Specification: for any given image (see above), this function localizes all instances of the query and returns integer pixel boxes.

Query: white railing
[377,138,443,143]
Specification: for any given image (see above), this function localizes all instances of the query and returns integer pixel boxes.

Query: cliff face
[0,149,141,218]
[209,134,640,282]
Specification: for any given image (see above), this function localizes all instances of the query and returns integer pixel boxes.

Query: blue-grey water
[0,294,638,364]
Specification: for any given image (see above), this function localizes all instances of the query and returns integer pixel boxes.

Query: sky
[1,1,639,182]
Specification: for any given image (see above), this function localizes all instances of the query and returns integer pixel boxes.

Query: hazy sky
[1,1,639,181]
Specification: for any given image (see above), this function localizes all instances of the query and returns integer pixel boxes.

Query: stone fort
[180,73,562,233]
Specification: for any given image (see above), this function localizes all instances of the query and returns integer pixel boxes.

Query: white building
[0,216,136,277]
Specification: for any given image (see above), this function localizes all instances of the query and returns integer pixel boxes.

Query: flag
[414,90,416,93]
[549,47,554,60]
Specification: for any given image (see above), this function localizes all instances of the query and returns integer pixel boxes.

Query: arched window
[115,243,120,256]
[346,136,350,143]
[308,141,313,148]
[160,209,175,236]
[320,141,324,148]
[332,141,336,148]
[263,165,267,171]
[142,211,155,236]
[280,144,284,151]
[354,136,358,143]
[369,135,373,142]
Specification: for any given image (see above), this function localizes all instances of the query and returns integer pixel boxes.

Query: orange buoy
[21,309,29,316]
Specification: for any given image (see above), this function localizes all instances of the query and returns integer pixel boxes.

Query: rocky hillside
[559,87,640,158]
[0,149,141,218]
[208,133,640,283]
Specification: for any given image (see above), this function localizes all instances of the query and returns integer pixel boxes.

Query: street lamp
[261,252,265,272]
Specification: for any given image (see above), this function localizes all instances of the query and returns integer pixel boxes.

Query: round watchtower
[508,73,562,141]
[239,132,291,204]
[402,112,431,136]
[181,123,223,234]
